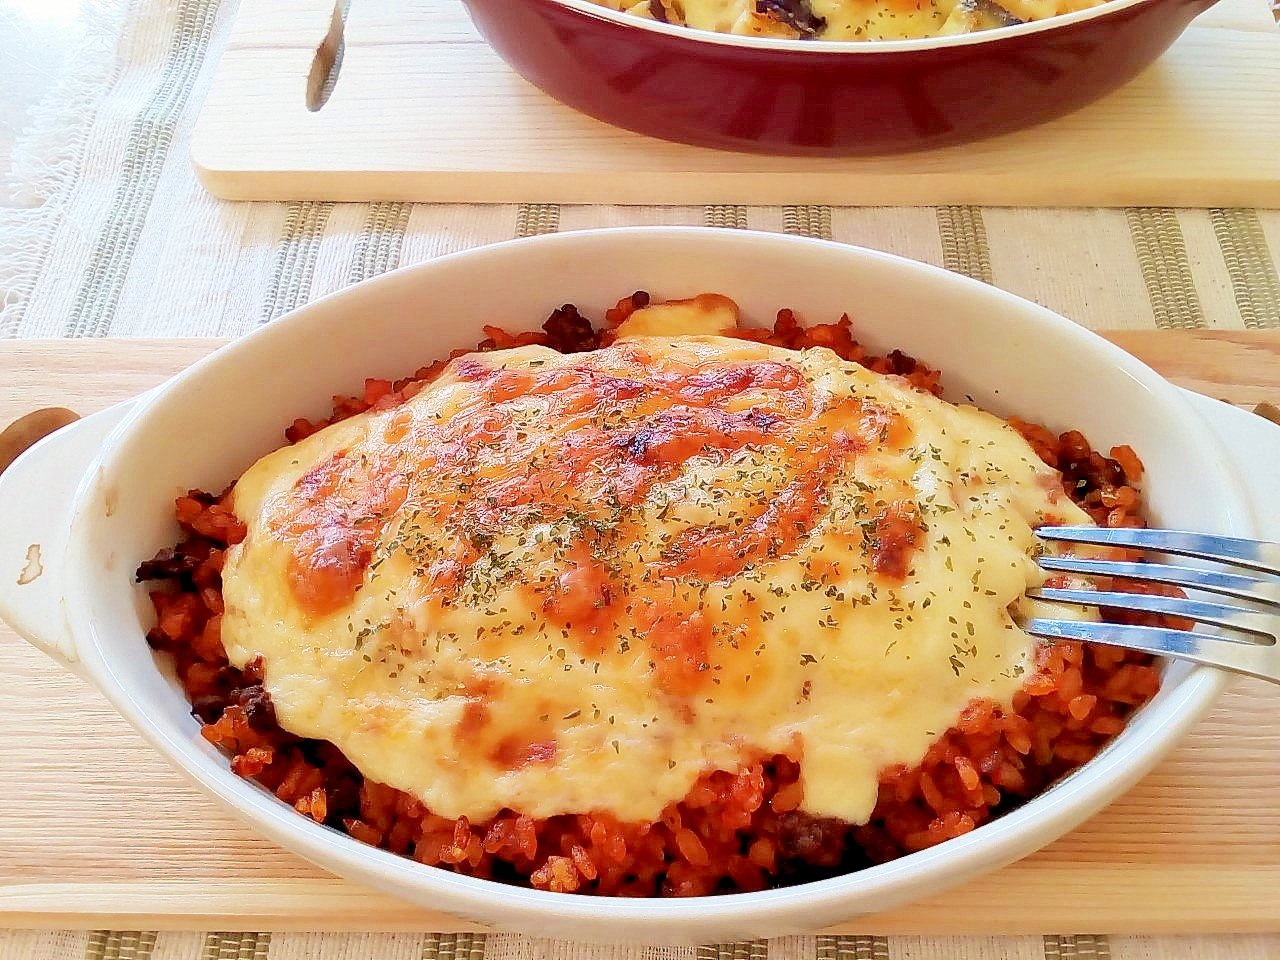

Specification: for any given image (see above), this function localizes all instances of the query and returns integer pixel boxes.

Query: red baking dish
[460,0,1219,155]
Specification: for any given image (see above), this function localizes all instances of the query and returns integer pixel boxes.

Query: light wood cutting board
[190,0,1280,206]
[0,333,1278,933]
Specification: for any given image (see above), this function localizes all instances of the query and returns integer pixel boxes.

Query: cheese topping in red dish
[602,0,1107,41]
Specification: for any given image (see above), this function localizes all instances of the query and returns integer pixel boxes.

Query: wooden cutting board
[1,332,1278,934]
[189,0,1280,206]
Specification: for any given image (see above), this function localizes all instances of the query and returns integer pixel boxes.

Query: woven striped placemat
[6,187,1280,335]
[4,930,1279,960]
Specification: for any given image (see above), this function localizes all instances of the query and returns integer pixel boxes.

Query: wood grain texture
[189,0,1280,205]
[0,333,1277,933]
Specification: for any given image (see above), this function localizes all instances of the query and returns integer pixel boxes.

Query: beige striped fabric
[5,932,1280,960]
[516,204,562,238]
[1212,208,1280,327]
[705,205,752,230]
[1,0,1280,957]
[1042,936,1111,960]
[348,202,412,284]
[262,202,335,322]
[815,936,890,960]
[84,931,158,960]
[698,941,770,960]
[935,206,993,284]
[1124,208,1206,329]
[783,206,833,241]
[7,200,1279,338]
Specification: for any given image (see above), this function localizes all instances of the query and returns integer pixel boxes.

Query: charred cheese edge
[221,309,1092,826]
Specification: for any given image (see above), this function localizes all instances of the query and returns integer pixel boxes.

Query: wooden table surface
[0,333,1277,932]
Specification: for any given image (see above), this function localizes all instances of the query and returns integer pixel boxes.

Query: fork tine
[1036,556,1280,609]
[1036,526,1280,577]
[1030,587,1278,640]
[1027,619,1277,682]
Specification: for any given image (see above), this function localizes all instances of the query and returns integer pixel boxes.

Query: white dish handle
[1180,389,1280,540]
[0,401,137,677]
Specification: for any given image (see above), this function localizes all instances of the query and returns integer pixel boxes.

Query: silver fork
[1026,526,1280,684]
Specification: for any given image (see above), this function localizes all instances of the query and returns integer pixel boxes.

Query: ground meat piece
[191,694,228,724]
[774,812,849,868]
[542,304,599,353]
[136,547,200,582]
[236,684,278,732]
[756,0,826,36]
[145,625,175,652]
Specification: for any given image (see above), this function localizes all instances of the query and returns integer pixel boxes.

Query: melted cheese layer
[221,329,1089,825]
[607,0,1105,40]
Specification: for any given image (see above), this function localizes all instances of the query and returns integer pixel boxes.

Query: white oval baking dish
[2,227,1276,944]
